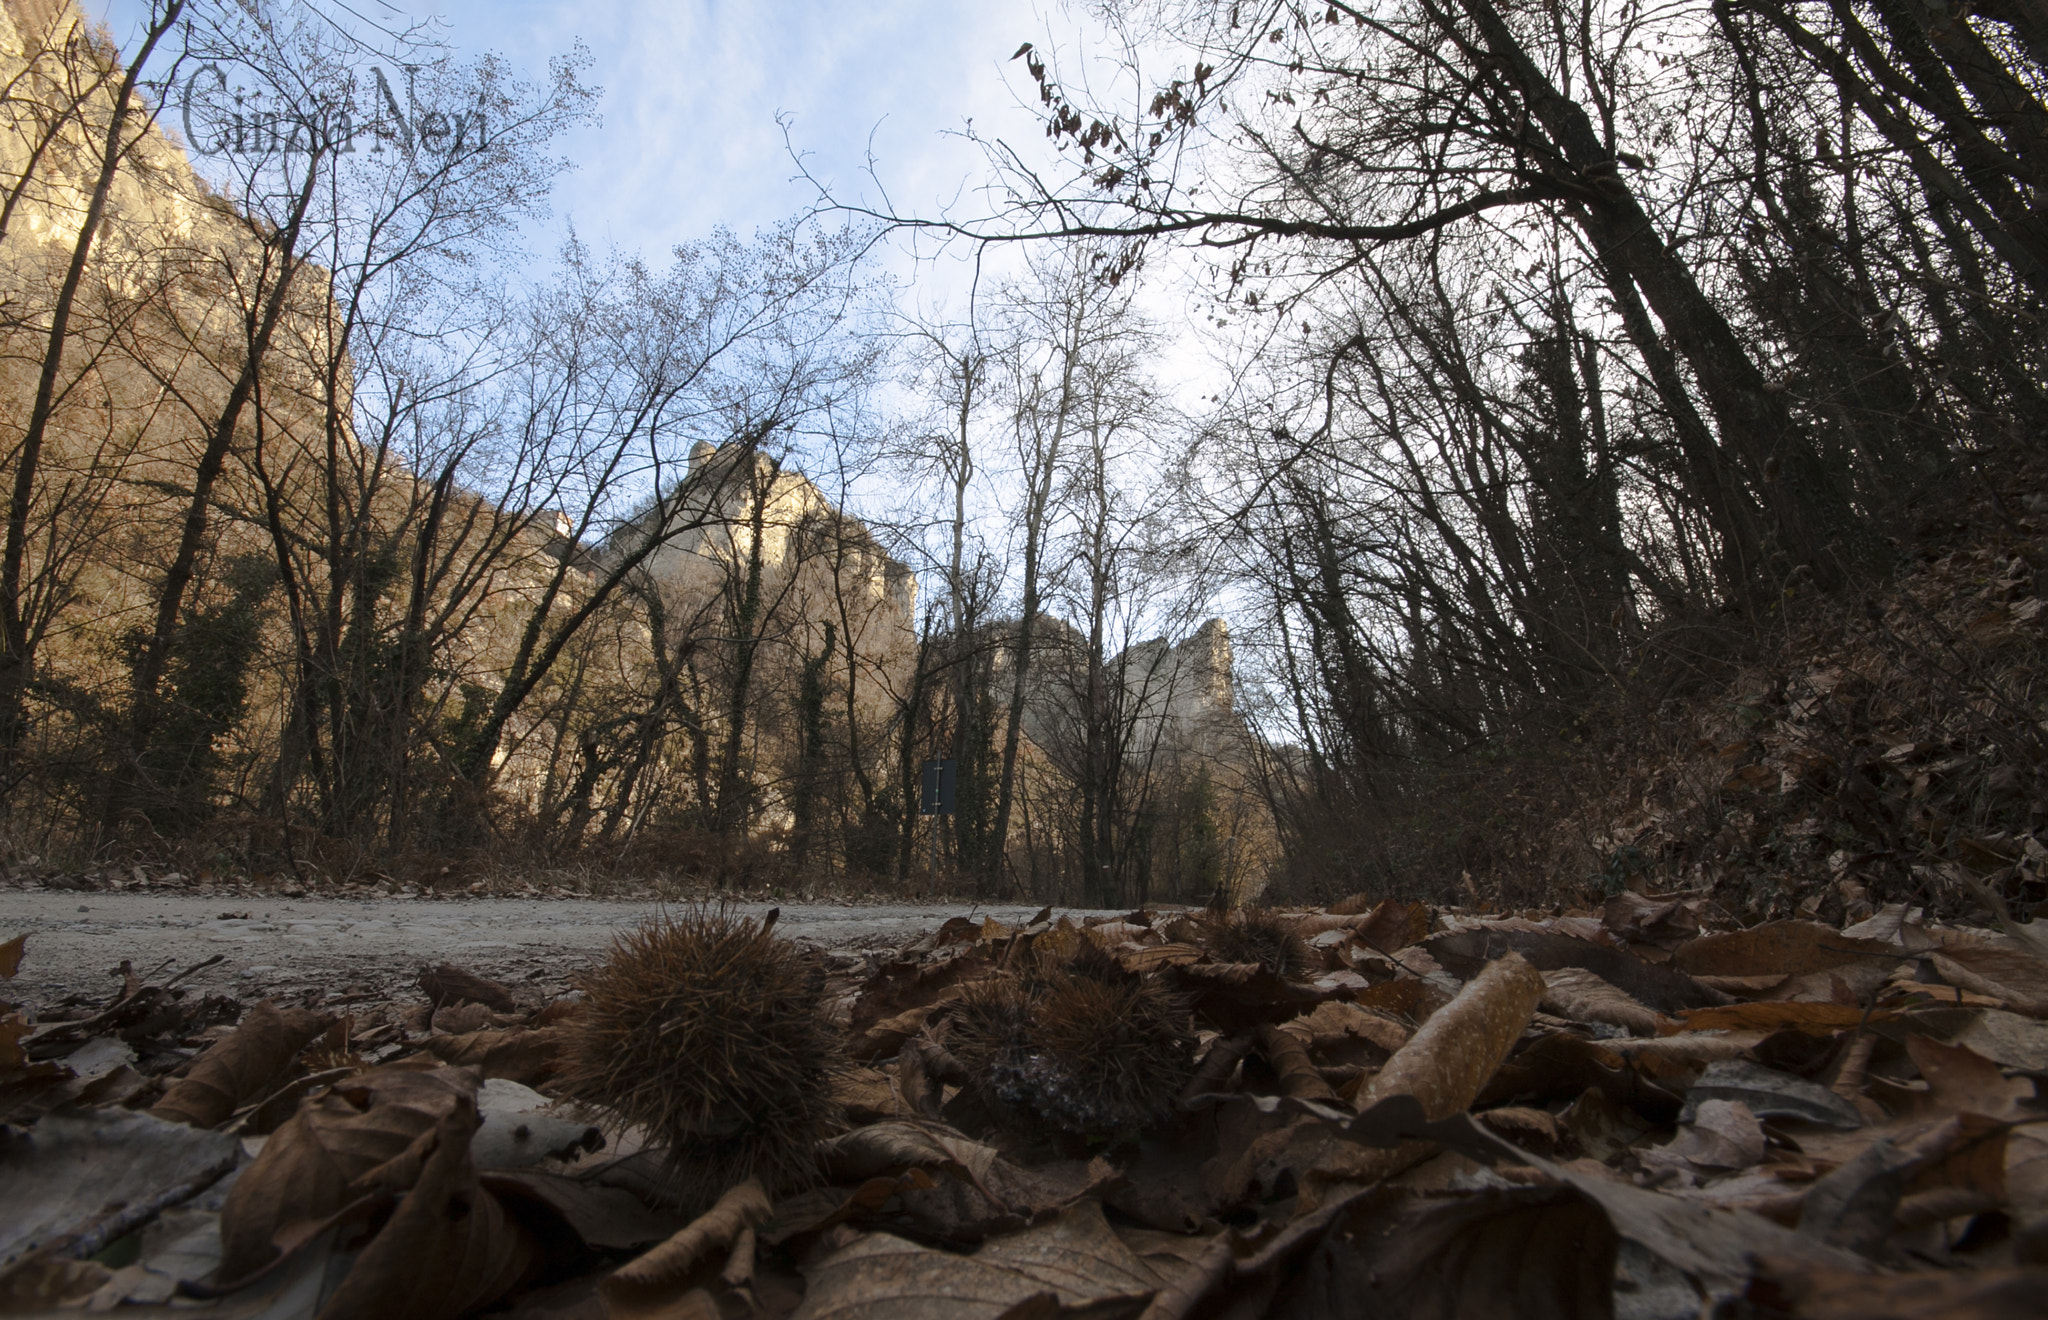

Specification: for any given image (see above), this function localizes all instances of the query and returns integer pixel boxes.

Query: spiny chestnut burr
[556,908,839,1207]
[948,949,1194,1138]
[1204,907,1311,978]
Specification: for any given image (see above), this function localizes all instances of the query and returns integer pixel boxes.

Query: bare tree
[0,0,183,794]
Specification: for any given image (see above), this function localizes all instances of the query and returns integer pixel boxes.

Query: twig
[164,953,225,989]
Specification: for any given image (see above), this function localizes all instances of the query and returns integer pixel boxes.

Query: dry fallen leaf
[1671,1001,1893,1035]
[1672,920,1902,979]
[971,1200,1168,1306]
[816,1120,1001,1189]
[790,1231,1056,1320]
[1428,929,1723,1014]
[1929,933,2048,1016]
[1257,1022,1338,1103]
[1679,1060,1862,1129]
[424,1024,568,1086]
[1260,1182,1618,1320]
[150,1002,335,1129]
[1653,1098,1767,1171]
[1900,1035,2036,1120]
[1540,967,1667,1036]
[1,1108,238,1273]
[601,1178,770,1320]
[791,1202,1167,1320]
[1356,952,1547,1118]
[418,963,518,1013]
[1748,1259,2048,1319]
[312,1098,533,1320]
[218,1060,477,1279]
[1221,953,1546,1207]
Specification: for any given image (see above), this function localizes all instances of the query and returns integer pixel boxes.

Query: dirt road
[0,891,1081,1007]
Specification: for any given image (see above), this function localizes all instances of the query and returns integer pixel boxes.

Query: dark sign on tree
[919,758,957,816]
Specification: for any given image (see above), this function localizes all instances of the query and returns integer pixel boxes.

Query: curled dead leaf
[1256,1023,1338,1103]
[1929,933,2048,1016]
[424,1023,567,1086]
[218,1060,477,1279]
[417,963,517,1013]
[1671,921,1903,980]
[816,1120,1001,1190]
[601,1178,771,1320]
[1357,952,1546,1118]
[1540,967,1668,1036]
[150,1002,334,1129]
[792,1203,1167,1320]
[311,1098,532,1320]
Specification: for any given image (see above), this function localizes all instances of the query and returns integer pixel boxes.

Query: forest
[2,0,2045,920]
[7,3,2048,1317]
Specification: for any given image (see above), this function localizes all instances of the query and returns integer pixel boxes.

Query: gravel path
[0,892,1084,1007]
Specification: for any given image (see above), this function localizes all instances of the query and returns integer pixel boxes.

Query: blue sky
[91,0,1086,267]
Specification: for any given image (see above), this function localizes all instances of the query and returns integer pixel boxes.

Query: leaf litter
[0,889,2043,1319]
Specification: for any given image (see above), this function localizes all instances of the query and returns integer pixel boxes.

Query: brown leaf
[1560,1086,1651,1163]
[1901,1035,2036,1120]
[816,1120,1001,1189]
[150,1002,335,1129]
[972,1200,1167,1306]
[0,1258,112,1309]
[0,1011,27,1071]
[1428,929,1725,1013]
[887,1156,1120,1245]
[1939,1008,2048,1072]
[790,1232,1056,1320]
[425,1023,567,1085]
[1262,1183,1618,1320]
[1602,892,1702,950]
[850,1003,944,1061]
[432,1001,496,1035]
[849,948,994,1040]
[1671,921,1902,979]
[1671,1001,1894,1035]
[833,1065,913,1123]
[1171,961,1343,1033]
[1477,1034,1644,1110]
[1692,973,1794,994]
[1290,1000,1410,1058]
[762,1172,938,1247]
[218,1060,477,1279]
[1356,900,1432,953]
[1356,952,1546,1118]
[1257,1023,1338,1103]
[1540,967,1667,1036]
[1748,1260,2048,1319]
[1342,1099,1877,1304]
[1231,954,1546,1206]
[0,933,23,979]
[1904,1113,2013,1210]
[1796,1131,1921,1254]
[312,1099,532,1320]
[1473,1106,1565,1154]
[1354,976,1452,1023]
[791,1205,1165,1320]
[1117,942,1206,974]
[418,962,518,1012]
[1929,933,2048,1015]
[1652,1098,1767,1171]
[601,1178,771,1320]
[481,1169,683,1252]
